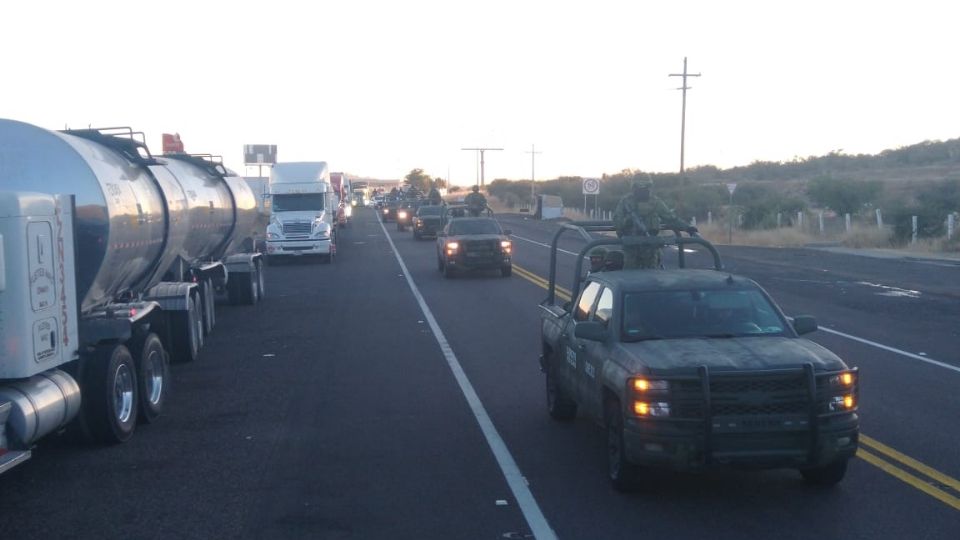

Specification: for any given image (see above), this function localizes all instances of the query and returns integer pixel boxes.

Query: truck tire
[442,261,455,279]
[606,399,639,492]
[546,367,577,421]
[800,459,848,486]
[437,256,444,272]
[235,271,258,305]
[501,265,512,277]
[201,278,215,335]
[80,344,139,444]
[171,294,203,363]
[130,333,168,424]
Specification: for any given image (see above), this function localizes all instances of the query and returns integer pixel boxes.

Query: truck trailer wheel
[800,459,848,486]
[546,367,577,421]
[80,344,139,444]
[606,399,640,492]
[131,333,169,424]
[171,294,203,362]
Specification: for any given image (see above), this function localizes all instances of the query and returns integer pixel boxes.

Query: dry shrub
[840,226,892,248]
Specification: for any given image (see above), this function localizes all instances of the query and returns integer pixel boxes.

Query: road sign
[726,183,737,195]
[244,144,278,165]
[583,178,600,195]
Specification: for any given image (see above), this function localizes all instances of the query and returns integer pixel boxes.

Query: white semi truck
[0,119,267,474]
[265,162,337,263]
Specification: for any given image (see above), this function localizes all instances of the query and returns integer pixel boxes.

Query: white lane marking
[819,327,960,374]
[510,234,580,257]
[514,228,960,375]
[378,220,558,540]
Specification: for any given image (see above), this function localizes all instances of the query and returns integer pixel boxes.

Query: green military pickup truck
[539,222,859,491]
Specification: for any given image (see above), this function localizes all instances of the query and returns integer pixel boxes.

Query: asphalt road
[1,208,958,539]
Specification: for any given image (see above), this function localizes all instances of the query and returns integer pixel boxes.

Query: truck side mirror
[792,315,818,335]
[574,321,607,342]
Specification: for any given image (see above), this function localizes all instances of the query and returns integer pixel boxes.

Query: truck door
[577,286,614,418]
[562,282,601,398]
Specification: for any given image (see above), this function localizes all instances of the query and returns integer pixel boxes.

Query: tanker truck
[0,119,267,474]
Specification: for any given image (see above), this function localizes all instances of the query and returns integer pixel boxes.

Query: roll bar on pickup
[544,221,724,306]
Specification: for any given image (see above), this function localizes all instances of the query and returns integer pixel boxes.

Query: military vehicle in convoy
[412,204,444,239]
[539,222,859,490]
[436,207,512,278]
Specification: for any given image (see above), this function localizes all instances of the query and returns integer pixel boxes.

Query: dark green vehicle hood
[616,337,847,373]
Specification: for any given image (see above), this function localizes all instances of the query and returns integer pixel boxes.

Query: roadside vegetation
[485,138,960,253]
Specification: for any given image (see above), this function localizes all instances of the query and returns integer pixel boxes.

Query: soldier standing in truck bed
[613,177,695,269]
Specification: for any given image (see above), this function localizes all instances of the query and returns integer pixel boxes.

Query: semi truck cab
[265,162,336,263]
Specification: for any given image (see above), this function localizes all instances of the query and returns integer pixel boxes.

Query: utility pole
[461,147,503,189]
[669,57,701,175]
[524,144,542,204]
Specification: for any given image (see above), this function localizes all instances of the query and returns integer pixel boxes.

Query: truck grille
[464,240,498,255]
[668,371,809,419]
[283,222,311,235]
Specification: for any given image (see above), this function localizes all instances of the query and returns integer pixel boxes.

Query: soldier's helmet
[472,185,480,193]
[632,175,653,190]
[589,247,608,271]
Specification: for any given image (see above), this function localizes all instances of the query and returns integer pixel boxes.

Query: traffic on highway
[2,182,957,538]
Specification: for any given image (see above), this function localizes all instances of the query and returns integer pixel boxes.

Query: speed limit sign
[582,178,600,195]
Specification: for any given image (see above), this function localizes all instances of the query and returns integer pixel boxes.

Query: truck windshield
[272,194,325,212]
[418,206,442,216]
[621,288,787,341]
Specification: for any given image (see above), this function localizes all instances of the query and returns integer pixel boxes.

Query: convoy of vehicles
[539,222,859,490]
[0,119,864,496]
[265,162,337,263]
[0,119,267,473]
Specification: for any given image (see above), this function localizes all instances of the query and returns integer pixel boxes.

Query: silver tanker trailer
[0,119,267,474]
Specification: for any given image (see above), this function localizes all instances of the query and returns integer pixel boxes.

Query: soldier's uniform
[612,181,687,269]
[464,189,487,216]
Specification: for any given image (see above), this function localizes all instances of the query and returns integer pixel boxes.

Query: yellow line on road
[858,449,960,511]
[512,262,960,512]
[860,435,960,493]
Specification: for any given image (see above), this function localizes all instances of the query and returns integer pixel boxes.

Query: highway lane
[495,214,960,514]
[0,207,956,539]
[0,209,531,539]
[497,214,960,488]
[390,212,959,539]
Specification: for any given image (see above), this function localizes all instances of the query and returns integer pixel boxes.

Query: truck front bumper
[622,412,859,470]
[446,254,511,271]
[266,239,332,256]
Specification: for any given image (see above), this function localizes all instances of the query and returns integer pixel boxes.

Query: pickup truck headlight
[267,231,281,240]
[633,401,670,417]
[446,241,459,255]
[383,208,390,215]
[632,378,669,392]
[500,240,512,254]
[398,210,408,219]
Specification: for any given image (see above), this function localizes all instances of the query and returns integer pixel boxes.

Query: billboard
[244,144,278,165]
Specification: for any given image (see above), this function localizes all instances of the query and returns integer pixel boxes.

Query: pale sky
[2,0,958,185]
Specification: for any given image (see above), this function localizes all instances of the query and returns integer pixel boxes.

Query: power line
[461,147,503,189]
[668,57,701,175]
